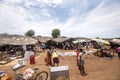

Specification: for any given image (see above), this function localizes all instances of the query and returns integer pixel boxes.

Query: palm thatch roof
[0,34,37,46]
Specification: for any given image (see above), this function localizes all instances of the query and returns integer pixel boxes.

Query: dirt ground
[0,49,120,80]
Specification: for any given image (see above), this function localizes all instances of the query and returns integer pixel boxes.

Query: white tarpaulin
[73,39,90,43]
[112,39,120,44]
[58,52,76,56]
[58,50,97,57]
[24,51,34,61]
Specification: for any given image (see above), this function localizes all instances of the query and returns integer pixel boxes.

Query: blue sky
[0,0,120,38]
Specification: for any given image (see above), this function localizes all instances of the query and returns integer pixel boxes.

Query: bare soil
[0,49,120,80]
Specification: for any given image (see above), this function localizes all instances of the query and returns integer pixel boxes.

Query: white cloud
[0,0,120,38]
[3,0,22,4]
[41,8,52,17]
[59,0,120,38]
[43,0,62,5]
[0,3,37,35]
[49,0,62,5]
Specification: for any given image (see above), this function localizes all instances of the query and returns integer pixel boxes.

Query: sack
[23,68,34,79]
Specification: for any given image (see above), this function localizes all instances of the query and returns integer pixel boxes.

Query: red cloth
[75,50,80,65]
[75,51,80,59]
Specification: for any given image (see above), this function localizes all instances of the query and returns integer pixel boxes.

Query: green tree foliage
[25,30,35,37]
[52,29,60,38]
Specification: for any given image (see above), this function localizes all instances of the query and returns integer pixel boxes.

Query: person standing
[116,46,120,60]
[78,49,86,76]
[75,48,80,66]
[22,45,27,57]
[46,47,52,66]
[52,49,59,66]
[41,42,45,52]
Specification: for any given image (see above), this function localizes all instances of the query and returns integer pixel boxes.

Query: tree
[25,30,35,37]
[52,29,60,38]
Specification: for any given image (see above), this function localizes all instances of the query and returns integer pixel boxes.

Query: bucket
[18,59,23,65]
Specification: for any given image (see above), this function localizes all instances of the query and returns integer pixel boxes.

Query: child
[78,49,86,75]
[78,55,85,75]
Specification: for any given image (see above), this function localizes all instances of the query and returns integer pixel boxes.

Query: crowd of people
[43,42,120,77]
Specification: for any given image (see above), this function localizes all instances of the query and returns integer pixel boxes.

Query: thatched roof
[37,37,52,43]
[51,37,71,43]
[0,34,37,46]
[37,37,71,43]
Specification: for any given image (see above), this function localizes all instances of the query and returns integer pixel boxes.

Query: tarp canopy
[91,39,110,45]
[112,39,120,44]
[72,39,90,43]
